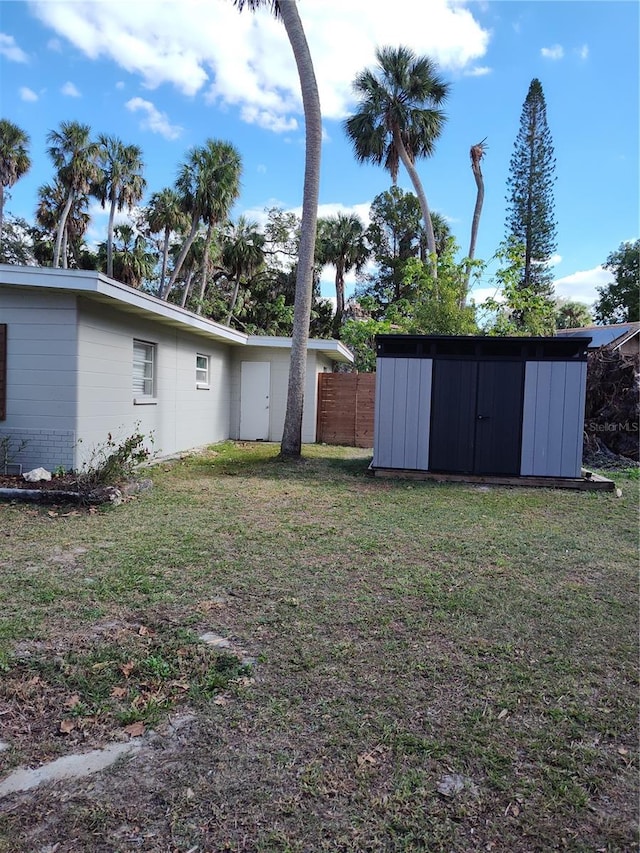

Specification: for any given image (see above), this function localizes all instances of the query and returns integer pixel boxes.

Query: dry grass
[0,442,637,852]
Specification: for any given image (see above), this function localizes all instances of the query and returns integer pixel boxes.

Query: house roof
[0,264,353,363]
[555,322,639,350]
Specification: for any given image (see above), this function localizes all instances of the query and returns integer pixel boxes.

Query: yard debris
[436,773,480,798]
[23,467,52,482]
[583,348,639,463]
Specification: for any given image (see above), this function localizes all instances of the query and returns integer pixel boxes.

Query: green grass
[0,441,637,852]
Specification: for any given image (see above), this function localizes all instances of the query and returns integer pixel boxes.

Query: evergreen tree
[505,78,557,321]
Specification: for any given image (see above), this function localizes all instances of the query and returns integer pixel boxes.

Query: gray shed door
[240,361,270,440]
[429,360,524,475]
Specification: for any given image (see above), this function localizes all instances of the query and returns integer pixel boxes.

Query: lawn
[0,442,637,852]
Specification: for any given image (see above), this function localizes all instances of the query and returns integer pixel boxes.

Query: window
[133,340,156,401]
[196,353,209,389]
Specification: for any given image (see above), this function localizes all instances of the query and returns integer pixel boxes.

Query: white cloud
[61,81,81,97]
[553,266,614,305]
[19,86,38,102]
[577,44,589,60]
[0,32,28,63]
[125,97,183,140]
[115,81,125,90]
[47,37,62,52]
[30,0,490,133]
[541,44,564,60]
[464,66,492,77]
[549,253,562,267]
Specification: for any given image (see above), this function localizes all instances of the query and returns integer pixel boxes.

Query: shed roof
[376,334,591,361]
[0,264,353,363]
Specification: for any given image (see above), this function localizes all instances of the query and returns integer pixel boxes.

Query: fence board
[316,373,375,448]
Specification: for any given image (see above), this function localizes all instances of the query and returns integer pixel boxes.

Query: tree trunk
[393,128,438,282]
[196,221,214,315]
[61,227,69,269]
[464,148,485,298]
[158,227,170,297]
[163,218,199,299]
[333,261,345,336]
[106,194,117,278]
[279,2,322,459]
[53,190,75,268]
[180,268,194,308]
[227,266,242,325]
[0,185,5,254]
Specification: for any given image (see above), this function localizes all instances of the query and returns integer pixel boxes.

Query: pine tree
[505,79,557,314]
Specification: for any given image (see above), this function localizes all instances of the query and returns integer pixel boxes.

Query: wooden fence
[316,372,375,448]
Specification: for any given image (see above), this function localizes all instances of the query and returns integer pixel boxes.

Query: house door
[429,360,524,475]
[240,361,270,440]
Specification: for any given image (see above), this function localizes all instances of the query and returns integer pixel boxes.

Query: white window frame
[196,353,210,389]
[133,339,156,404]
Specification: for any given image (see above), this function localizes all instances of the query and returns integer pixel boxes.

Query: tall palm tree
[235,0,322,458]
[46,121,100,268]
[0,119,31,250]
[165,139,241,303]
[316,213,370,333]
[147,187,187,297]
[345,46,449,272]
[465,138,487,292]
[94,135,146,279]
[222,216,266,324]
[99,224,155,289]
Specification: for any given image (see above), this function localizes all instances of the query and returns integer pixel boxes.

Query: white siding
[0,287,78,470]
[76,299,231,468]
[230,347,321,443]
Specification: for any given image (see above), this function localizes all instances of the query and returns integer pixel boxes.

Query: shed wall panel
[373,358,432,470]
[521,361,586,477]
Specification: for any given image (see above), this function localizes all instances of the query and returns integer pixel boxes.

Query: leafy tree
[0,119,31,250]
[505,79,557,321]
[358,187,451,315]
[94,135,146,278]
[167,139,241,301]
[555,299,592,329]
[341,317,395,372]
[46,121,100,268]
[594,240,640,323]
[481,239,556,336]
[147,188,188,298]
[0,215,36,265]
[345,46,449,270]
[316,212,370,334]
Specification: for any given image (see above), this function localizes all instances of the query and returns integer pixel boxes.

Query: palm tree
[316,213,370,334]
[147,187,187,297]
[0,119,31,250]
[99,224,155,289]
[222,216,266,324]
[94,135,146,278]
[165,139,241,303]
[46,121,100,268]
[36,179,90,268]
[234,0,322,458]
[344,46,449,272]
[465,138,487,291]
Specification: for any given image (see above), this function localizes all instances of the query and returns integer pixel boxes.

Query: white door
[240,361,270,440]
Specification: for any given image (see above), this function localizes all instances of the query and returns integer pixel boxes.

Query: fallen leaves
[123,721,145,738]
[59,719,76,734]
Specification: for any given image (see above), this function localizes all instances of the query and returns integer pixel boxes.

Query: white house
[0,265,353,472]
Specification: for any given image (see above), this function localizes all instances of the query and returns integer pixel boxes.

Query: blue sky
[1,0,638,309]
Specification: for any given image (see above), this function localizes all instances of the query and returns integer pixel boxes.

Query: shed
[372,334,592,481]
